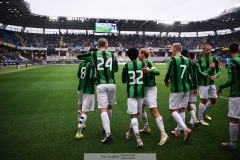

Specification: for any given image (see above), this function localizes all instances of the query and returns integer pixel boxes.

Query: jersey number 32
[128,70,143,85]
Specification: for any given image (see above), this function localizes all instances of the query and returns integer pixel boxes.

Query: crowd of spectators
[0,29,239,50]
[0,29,20,46]
[206,32,240,49]
[0,51,20,62]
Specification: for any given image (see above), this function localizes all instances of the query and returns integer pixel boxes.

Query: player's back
[122,60,146,98]
[229,56,240,97]
[189,60,199,90]
[93,50,118,84]
[165,55,191,93]
[78,61,94,94]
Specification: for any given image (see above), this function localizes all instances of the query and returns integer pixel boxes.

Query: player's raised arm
[77,52,93,62]
[149,60,160,75]
[194,62,213,77]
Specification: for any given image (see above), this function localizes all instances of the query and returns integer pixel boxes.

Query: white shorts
[96,84,117,108]
[189,90,197,103]
[228,97,240,119]
[143,86,157,108]
[127,98,144,114]
[77,91,95,112]
[199,85,217,99]
[169,92,189,109]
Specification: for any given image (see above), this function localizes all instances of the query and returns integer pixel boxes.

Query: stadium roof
[0,0,240,33]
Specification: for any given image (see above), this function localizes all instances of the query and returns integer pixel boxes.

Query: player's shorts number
[128,70,143,85]
[97,58,112,71]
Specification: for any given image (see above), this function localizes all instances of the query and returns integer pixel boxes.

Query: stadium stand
[1,29,240,64]
[0,0,239,64]
[1,29,240,49]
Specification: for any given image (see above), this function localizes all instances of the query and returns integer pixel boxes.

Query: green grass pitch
[0,64,239,160]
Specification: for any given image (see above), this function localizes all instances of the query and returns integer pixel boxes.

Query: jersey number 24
[97,58,112,71]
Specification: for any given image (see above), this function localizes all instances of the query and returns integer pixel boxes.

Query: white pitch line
[219,96,229,100]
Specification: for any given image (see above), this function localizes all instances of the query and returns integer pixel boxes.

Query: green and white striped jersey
[77,61,95,94]
[190,60,211,90]
[219,55,240,97]
[122,60,146,98]
[144,59,160,87]
[164,55,197,93]
[197,56,221,86]
[77,50,118,85]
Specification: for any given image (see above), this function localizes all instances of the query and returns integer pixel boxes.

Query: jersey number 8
[80,67,86,79]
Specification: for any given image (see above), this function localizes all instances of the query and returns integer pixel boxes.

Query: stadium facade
[0,0,240,63]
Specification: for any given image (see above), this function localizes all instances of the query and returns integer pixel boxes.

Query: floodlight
[180,21,189,25]
[49,16,58,20]
[157,20,174,25]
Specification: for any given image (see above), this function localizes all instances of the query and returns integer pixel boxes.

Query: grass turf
[0,65,239,160]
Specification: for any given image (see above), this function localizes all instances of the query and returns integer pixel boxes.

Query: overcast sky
[30,0,240,21]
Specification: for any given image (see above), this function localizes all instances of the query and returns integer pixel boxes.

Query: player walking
[164,43,197,142]
[217,42,240,150]
[197,45,221,125]
[122,48,145,148]
[77,38,118,143]
[75,57,95,139]
[137,48,169,145]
